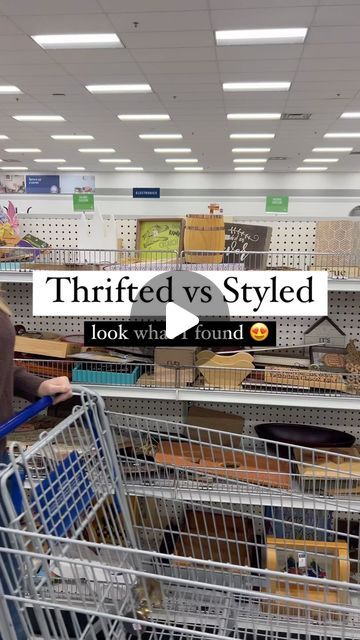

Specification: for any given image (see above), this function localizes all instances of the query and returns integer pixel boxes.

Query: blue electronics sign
[133,187,160,199]
[26,175,60,194]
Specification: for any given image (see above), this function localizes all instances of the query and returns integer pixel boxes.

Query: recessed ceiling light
[324,133,360,138]
[312,147,352,152]
[32,33,123,49]
[5,148,41,153]
[118,114,170,121]
[78,148,115,153]
[223,82,290,92]
[233,158,267,163]
[340,112,360,119]
[139,134,182,140]
[13,115,65,122]
[165,158,198,163]
[154,148,191,153]
[58,166,86,171]
[98,158,131,163]
[86,84,152,94]
[115,167,144,171]
[216,28,307,46]
[0,135,8,140]
[232,147,271,153]
[174,167,204,171]
[51,134,94,140]
[0,86,22,94]
[296,166,328,171]
[231,134,275,140]
[227,113,281,120]
[1,166,28,170]
[34,158,66,163]
[304,158,339,163]
[234,167,265,171]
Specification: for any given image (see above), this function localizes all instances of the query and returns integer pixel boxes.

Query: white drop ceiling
[0,1,360,172]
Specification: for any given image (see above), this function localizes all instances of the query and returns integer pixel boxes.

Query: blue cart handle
[0,396,53,440]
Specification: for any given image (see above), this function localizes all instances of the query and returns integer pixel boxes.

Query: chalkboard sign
[224,223,272,269]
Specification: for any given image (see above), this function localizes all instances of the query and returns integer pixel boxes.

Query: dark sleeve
[13,365,43,402]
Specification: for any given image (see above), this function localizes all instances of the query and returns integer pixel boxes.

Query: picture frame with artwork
[136,218,184,261]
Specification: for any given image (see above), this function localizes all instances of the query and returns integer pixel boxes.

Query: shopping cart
[0,386,359,639]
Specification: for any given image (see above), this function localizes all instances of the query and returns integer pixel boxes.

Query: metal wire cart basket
[0,386,359,639]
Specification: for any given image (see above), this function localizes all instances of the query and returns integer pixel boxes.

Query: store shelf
[125,479,360,511]
[86,384,360,409]
[0,271,32,283]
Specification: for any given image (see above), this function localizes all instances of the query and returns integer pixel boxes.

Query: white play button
[165,302,199,339]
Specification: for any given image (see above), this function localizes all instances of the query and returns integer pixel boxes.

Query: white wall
[3,171,360,219]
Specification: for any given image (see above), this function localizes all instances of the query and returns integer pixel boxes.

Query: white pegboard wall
[18,216,316,254]
[5,284,360,348]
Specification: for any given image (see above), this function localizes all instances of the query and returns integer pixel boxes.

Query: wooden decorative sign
[224,223,272,269]
[136,218,183,261]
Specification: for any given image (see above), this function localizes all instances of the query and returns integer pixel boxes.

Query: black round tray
[255,423,355,448]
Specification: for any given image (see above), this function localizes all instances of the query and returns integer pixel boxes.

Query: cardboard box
[186,406,244,446]
[154,347,199,382]
[15,335,79,359]
[155,347,199,367]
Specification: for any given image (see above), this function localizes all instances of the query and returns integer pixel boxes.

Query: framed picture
[136,218,184,261]
[309,346,347,373]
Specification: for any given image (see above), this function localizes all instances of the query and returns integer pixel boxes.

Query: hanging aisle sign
[73,193,95,212]
[266,195,289,213]
[133,187,160,199]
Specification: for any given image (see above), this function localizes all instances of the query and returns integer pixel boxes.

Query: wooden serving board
[264,367,347,392]
[155,441,291,489]
[15,336,79,359]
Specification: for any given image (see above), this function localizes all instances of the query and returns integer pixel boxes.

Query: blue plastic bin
[72,364,140,385]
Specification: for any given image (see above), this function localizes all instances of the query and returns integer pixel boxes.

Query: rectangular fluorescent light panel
[78,148,115,153]
[115,167,143,171]
[296,167,328,171]
[227,113,281,120]
[232,147,271,153]
[216,28,307,46]
[230,133,275,140]
[32,33,123,49]
[312,147,352,152]
[174,167,203,171]
[5,148,41,153]
[0,86,21,94]
[139,134,182,140]
[98,159,131,163]
[340,112,360,118]
[325,133,360,138]
[1,166,28,170]
[58,166,85,171]
[13,115,64,122]
[154,148,191,153]
[34,159,66,163]
[234,167,265,171]
[118,114,170,121]
[223,82,290,92]
[52,134,94,140]
[304,158,338,163]
[86,84,151,94]
[233,158,267,163]
[165,158,198,163]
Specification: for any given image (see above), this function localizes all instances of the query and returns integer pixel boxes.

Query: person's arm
[14,365,72,405]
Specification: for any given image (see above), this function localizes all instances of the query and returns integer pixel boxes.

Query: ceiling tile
[210,6,315,29]
[216,44,304,60]
[120,31,214,48]
[314,5,360,25]
[210,0,319,7]
[138,61,218,75]
[307,26,360,44]
[109,11,211,31]
[131,47,216,62]
[10,13,114,33]
[98,0,208,10]
[0,0,103,14]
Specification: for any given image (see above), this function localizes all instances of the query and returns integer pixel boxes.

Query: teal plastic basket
[0,262,21,270]
[72,364,140,385]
